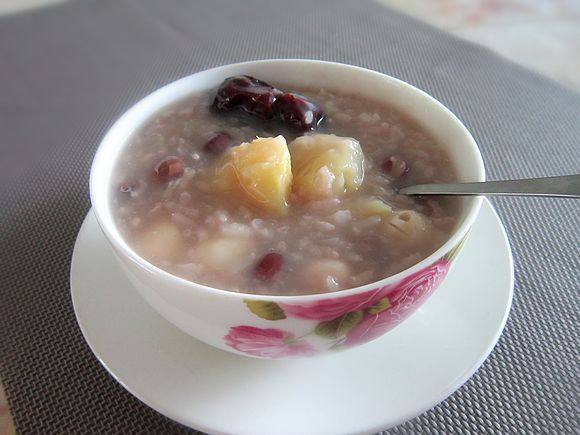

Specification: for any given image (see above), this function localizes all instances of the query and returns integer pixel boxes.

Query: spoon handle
[398,174,580,198]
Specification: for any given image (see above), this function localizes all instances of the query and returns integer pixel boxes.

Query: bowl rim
[90,58,485,302]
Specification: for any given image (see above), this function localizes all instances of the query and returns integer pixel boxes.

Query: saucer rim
[71,198,514,434]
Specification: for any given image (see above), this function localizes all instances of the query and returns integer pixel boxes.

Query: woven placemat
[0,0,578,433]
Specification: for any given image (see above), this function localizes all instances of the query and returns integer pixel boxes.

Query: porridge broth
[112,83,460,295]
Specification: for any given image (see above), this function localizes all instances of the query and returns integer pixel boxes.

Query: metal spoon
[398,174,580,198]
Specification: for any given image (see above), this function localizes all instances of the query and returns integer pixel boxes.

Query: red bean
[118,182,135,194]
[253,252,284,281]
[203,132,232,154]
[154,156,184,180]
[382,156,408,179]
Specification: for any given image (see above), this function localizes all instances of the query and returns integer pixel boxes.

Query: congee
[112,76,460,295]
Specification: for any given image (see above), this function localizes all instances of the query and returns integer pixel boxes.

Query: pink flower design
[224,326,316,358]
[280,259,450,324]
[279,287,386,321]
[386,258,450,309]
[344,259,450,346]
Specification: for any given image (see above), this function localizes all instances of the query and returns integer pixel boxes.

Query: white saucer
[71,199,513,435]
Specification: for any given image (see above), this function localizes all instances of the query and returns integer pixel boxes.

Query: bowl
[90,59,484,359]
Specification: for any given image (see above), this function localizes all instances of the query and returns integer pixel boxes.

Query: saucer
[71,199,513,434]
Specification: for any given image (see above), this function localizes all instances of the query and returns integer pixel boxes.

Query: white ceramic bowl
[90,59,484,359]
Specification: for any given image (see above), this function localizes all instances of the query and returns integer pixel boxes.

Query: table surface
[1,0,579,90]
[0,0,578,433]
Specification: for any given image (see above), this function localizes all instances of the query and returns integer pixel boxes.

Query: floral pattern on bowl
[224,326,317,358]
[224,237,467,358]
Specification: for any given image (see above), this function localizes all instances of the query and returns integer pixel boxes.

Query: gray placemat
[0,0,578,433]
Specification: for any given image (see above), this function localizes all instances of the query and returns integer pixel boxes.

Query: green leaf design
[328,341,346,352]
[445,232,470,262]
[315,310,363,339]
[367,297,391,315]
[244,300,286,320]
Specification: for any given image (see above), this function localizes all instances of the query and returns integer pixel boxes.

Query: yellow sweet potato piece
[289,134,364,201]
[215,136,292,215]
